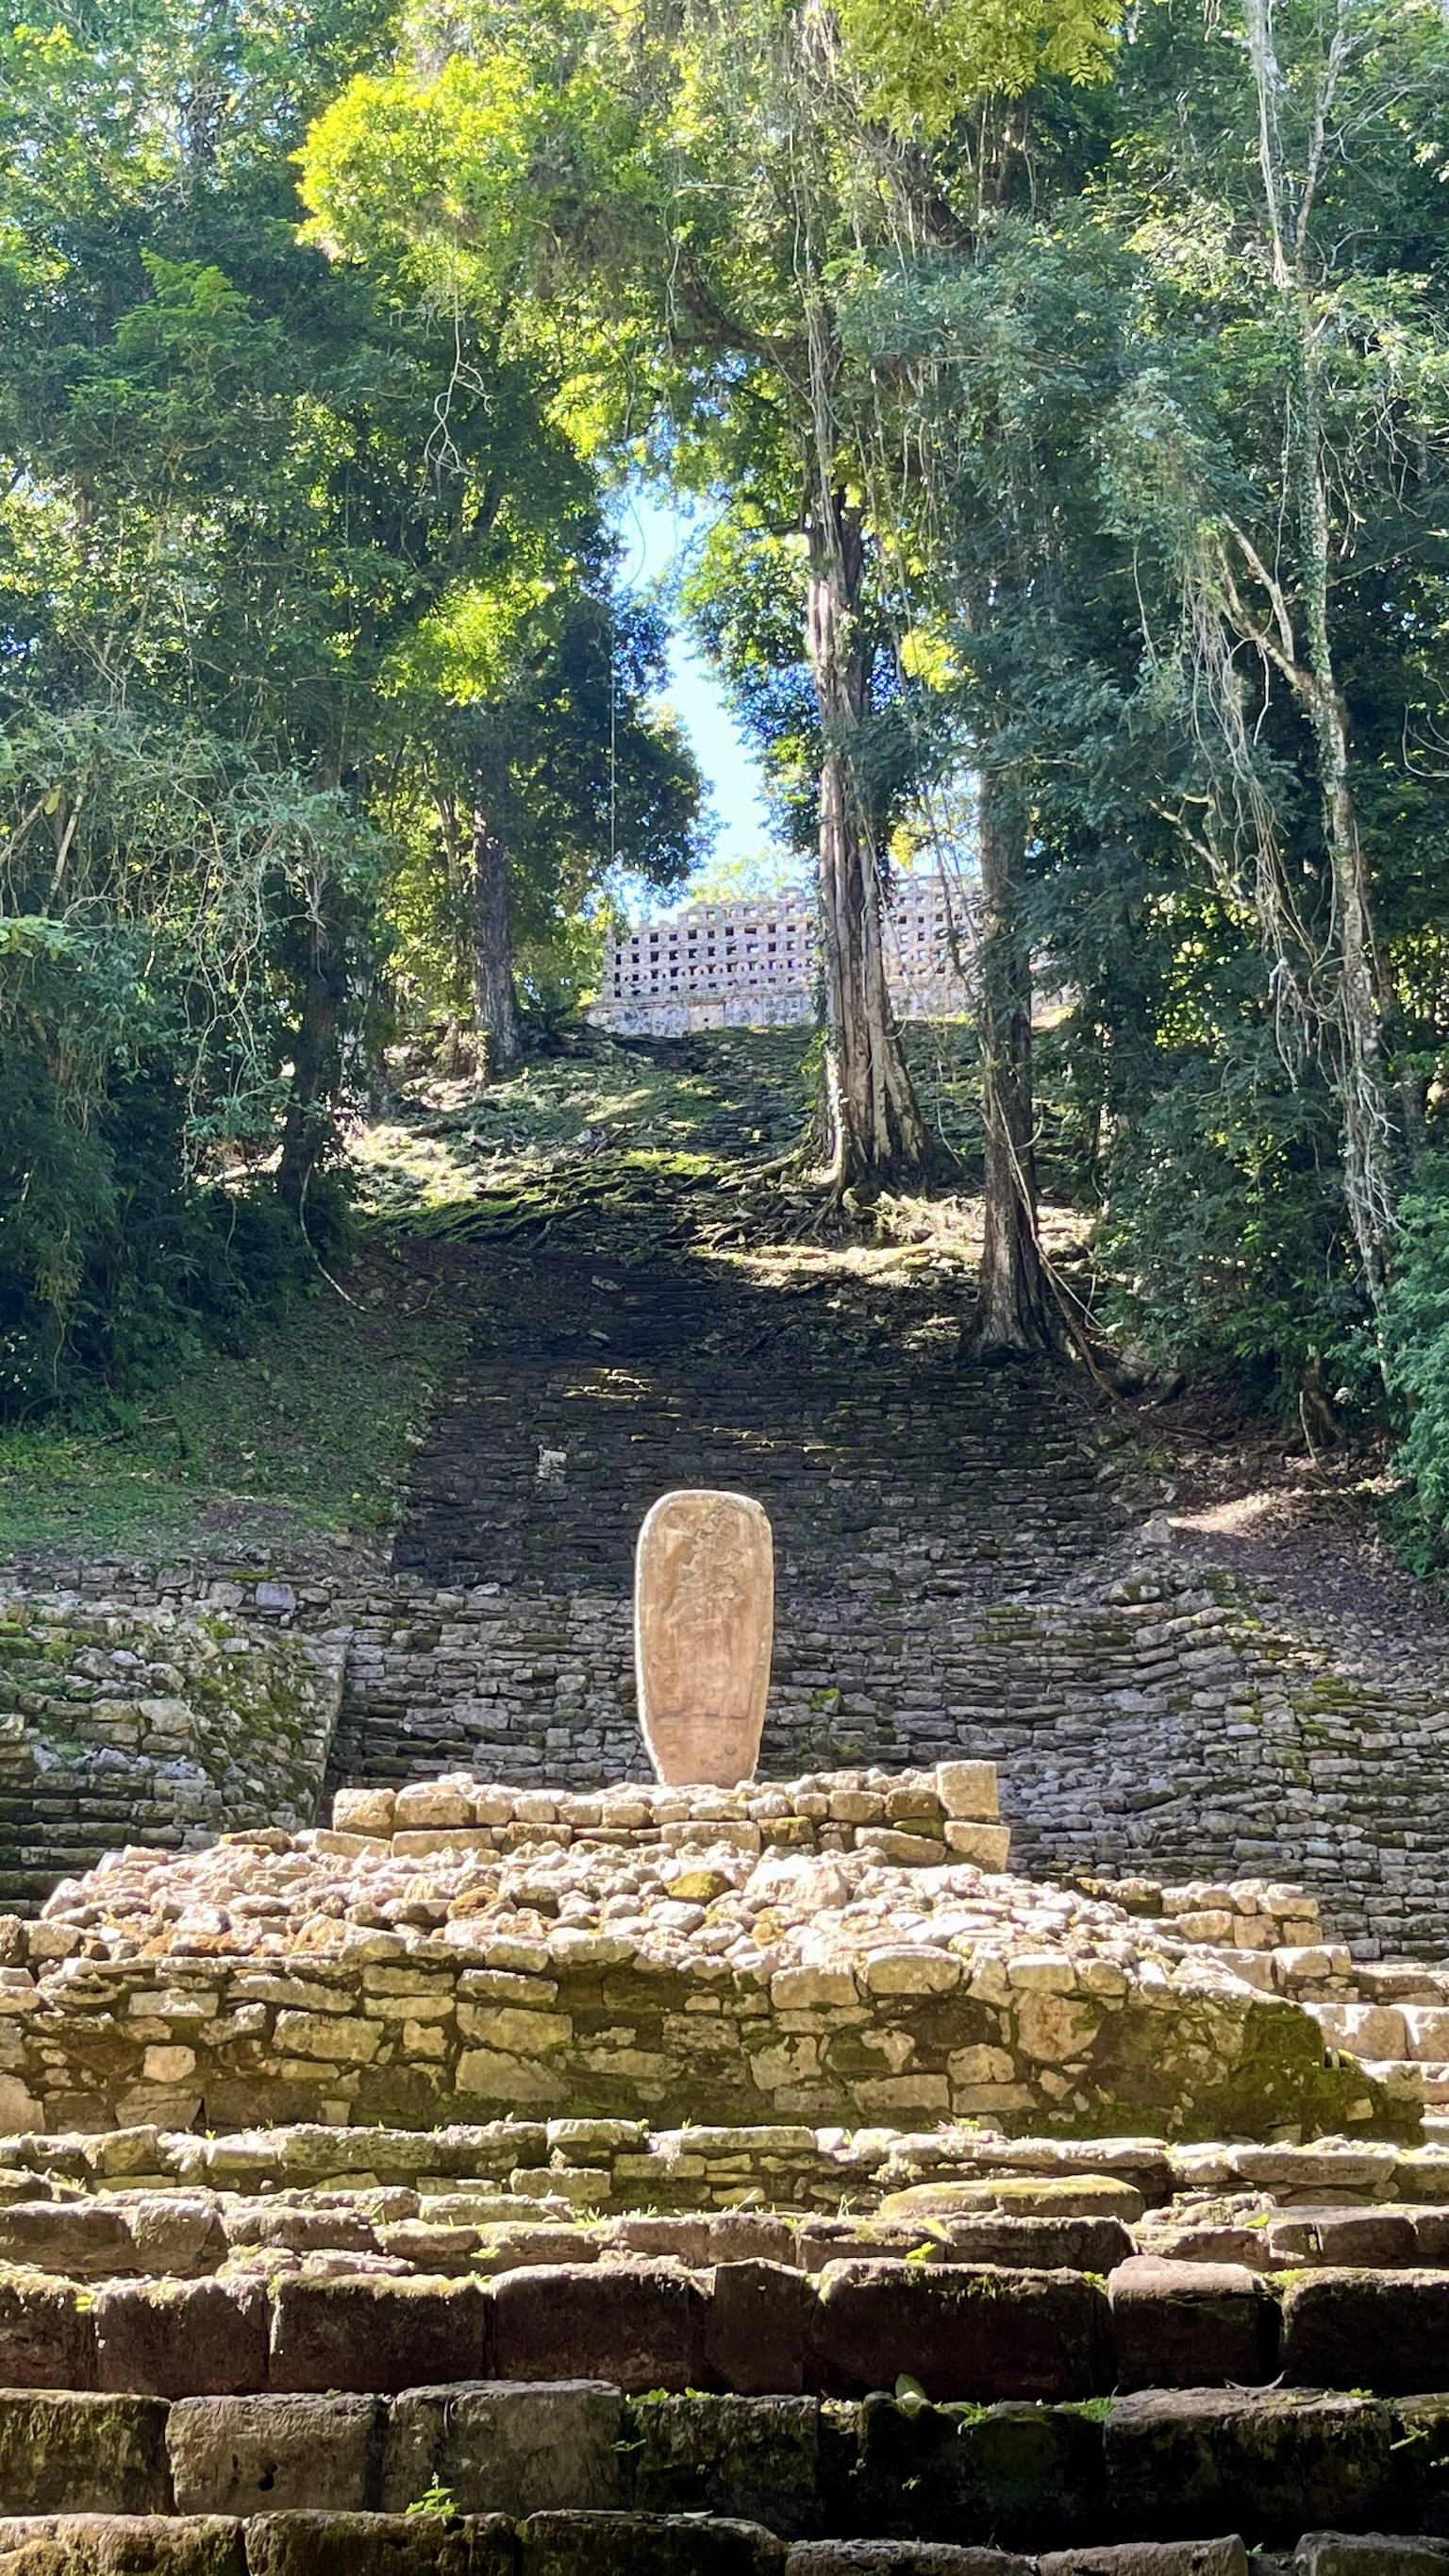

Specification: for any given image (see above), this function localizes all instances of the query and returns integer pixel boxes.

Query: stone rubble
[0,1766,1412,2143]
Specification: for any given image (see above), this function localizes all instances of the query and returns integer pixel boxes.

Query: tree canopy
[7,0,1449,1564]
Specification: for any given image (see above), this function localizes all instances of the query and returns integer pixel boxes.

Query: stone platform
[1,1766,1407,2143]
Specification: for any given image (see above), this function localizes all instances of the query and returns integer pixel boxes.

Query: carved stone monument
[635,1488,774,1787]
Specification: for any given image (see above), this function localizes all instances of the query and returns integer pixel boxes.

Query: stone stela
[635,1487,774,1787]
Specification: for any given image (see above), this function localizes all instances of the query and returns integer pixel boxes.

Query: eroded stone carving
[635,1488,774,1786]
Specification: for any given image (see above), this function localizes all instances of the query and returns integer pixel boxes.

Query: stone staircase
[324,1239,1449,1958]
[8,1225,1449,1953]
[3,1765,1449,2567]
[8,1157,1449,2562]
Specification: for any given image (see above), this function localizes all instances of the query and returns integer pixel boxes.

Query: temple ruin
[588,873,973,1036]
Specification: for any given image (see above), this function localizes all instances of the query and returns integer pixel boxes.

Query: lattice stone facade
[589,873,972,1035]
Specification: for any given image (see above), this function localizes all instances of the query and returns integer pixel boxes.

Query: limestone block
[1104,2389,1401,2546]
[125,2194,226,2278]
[636,1491,774,1788]
[395,1828,497,1858]
[394,1781,474,1829]
[491,2263,707,2394]
[905,2216,1135,2276]
[0,2202,139,2280]
[1107,2256,1279,2392]
[519,2512,788,2575]
[142,2046,197,2084]
[224,2202,376,2257]
[937,1762,1000,1821]
[943,1824,1012,1868]
[0,2515,247,2573]
[849,2393,1104,2552]
[947,2046,1017,2088]
[332,1787,395,1838]
[769,1967,858,2012]
[1312,2003,1409,2061]
[94,2281,268,2400]
[703,2263,817,2397]
[1292,2543,1449,2576]
[1006,1956,1076,1994]
[458,2007,572,2055]
[1224,2143,1399,2195]
[853,1829,949,1866]
[631,2392,822,2536]
[1013,1995,1099,2066]
[167,2393,383,2514]
[1281,2270,1449,2395]
[0,2391,173,2514]
[545,1932,635,1972]
[879,2178,1143,2226]
[268,2275,491,2395]
[1040,2548,1248,2576]
[1310,2212,1419,2267]
[1273,1946,1343,1989]
[0,2269,98,2389]
[271,2011,382,2065]
[380,2379,625,2516]
[810,2260,1111,2402]
[457,2050,571,2105]
[861,1949,961,1997]
[1404,2007,1449,2062]
[0,2076,43,2130]
[247,2511,515,2574]
[1392,2150,1449,2202]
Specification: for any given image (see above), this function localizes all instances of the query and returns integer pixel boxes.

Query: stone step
[3,2254,1449,2403]
[10,2177,1449,2290]
[0,2190,1144,2283]
[330,1761,1004,1855]
[0,2116,1182,2214]
[5,2525,1448,2576]
[6,2384,1449,2551]
[8,2128,1449,2248]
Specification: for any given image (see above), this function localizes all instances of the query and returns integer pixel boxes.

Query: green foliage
[1380,1162,1449,1559]
[1095,1038,1360,1405]
[405,2482,458,2520]
[837,0,1116,132]
[0,910,321,1409]
[6,0,1449,1562]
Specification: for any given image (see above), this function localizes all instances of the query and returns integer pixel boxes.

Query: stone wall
[4,1554,1449,1958]
[0,1580,349,1915]
[328,1570,1449,1960]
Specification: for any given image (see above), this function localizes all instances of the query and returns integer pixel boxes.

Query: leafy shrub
[0,917,328,1414]
[1379,1157,1449,1562]
[1095,1042,1362,1409]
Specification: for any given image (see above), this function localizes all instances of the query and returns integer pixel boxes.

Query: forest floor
[0,1022,1441,1651]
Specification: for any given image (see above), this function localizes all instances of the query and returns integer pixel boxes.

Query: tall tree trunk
[1293,372,1395,1296]
[1243,0,1397,1298]
[974,767,1053,1355]
[277,891,347,1220]
[805,491,931,1187]
[471,811,519,1078]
